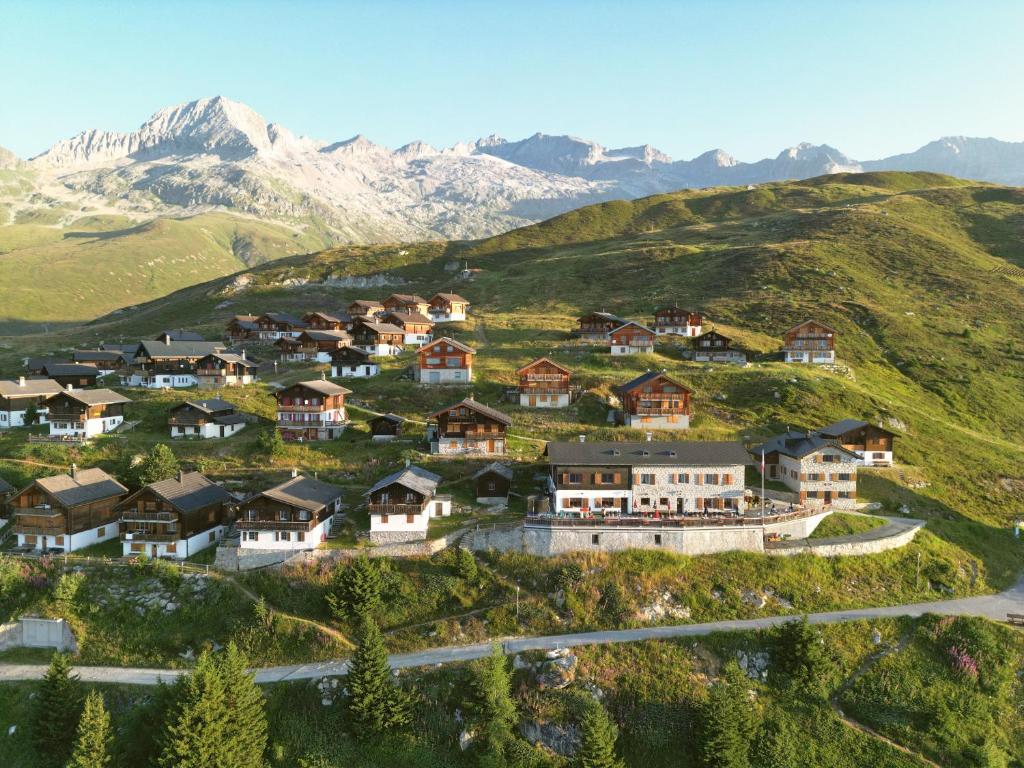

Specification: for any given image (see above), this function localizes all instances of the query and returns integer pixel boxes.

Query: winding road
[1,577,1020,687]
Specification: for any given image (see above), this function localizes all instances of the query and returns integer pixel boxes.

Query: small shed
[473,462,513,504]
[368,413,405,442]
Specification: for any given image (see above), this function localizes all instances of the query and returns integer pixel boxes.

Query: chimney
[241,349,246,361]
[405,458,411,468]
[178,469,184,483]
[71,463,77,479]
[18,376,25,387]
[291,468,299,478]
[66,383,73,392]
[321,371,326,381]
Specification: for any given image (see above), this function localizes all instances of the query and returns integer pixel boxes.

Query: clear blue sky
[2,0,1022,161]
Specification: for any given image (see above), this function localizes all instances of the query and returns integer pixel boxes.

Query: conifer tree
[752,712,800,768]
[775,616,832,696]
[576,697,624,768]
[699,661,755,768]
[219,643,268,767]
[470,642,518,763]
[327,555,383,621]
[31,652,83,767]
[156,652,228,768]
[132,444,180,488]
[345,617,410,736]
[66,689,112,768]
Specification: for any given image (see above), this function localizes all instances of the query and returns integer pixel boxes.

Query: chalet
[516,357,573,408]
[692,331,747,364]
[330,346,379,378]
[755,431,860,509]
[274,379,351,441]
[427,398,511,455]
[474,462,513,504]
[615,371,692,429]
[577,311,628,342]
[37,363,100,389]
[44,387,131,439]
[194,352,258,388]
[117,471,234,559]
[25,356,69,376]
[168,399,246,439]
[428,292,469,322]
[382,293,431,316]
[226,315,260,342]
[237,473,344,551]
[351,321,405,356]
[815,419,896,467]
[545,440,749,518]
[365,465,450,544]
[73,349,132,375]
[302,311,347,331]
[653,307,703,337]
[384,311,435,346]
[0,377,63,428]
[783,320,836,364]
[0,377,63,429]
[276,330,352,362]
[609,322,657,355]
[368,413,405,442]
[255,312,308,341]
[10,466,128,552]
[415,337,476,383]
[154,329,205,343]
[348,299,386,318]
[123,339,225,388]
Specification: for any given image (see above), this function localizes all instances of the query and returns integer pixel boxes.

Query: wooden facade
[783,320,836,363]
[117,475,232,556]
[302,312,347,331]
[653,307,703,335]
[274,381,349,441]
[428,399,511,455]
[351,321,405,350]
[616,371,692,424]
[382,293,430,316]
[516,357,572,406]
[44,391,128,425]
[609,322,656,354]
[577,312,627,340]
[10,468,127,547]
[416,337,475,382]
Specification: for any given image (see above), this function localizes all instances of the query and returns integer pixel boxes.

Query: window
[97,527,105,537]
[659,498,669,508]
[591,534,600,545]
[244,531,258,541]
[654,534,662,546]
[278,531,291,542]
[406,513,416,523]
[487,481,496,491]
[640,473,655,484]
[599,472,615,484]
[208,531,216,543]
[446,357,461,367]
[822,454,838,463]
[640,497,650,506]
[704,474,717,485]
[55,536,65,546]
[380,514,389,524]
[567,473,582,484]
[837,473,852,481]
[279,510,290,522]
[167,543,177,553]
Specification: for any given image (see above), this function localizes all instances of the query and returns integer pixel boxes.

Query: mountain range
[5,96,1024,244]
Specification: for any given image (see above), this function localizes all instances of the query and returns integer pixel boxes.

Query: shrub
[54,571,87,613]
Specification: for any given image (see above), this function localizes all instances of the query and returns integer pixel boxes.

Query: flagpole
[761,449,766,527]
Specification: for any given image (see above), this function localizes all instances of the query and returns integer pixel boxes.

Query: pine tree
[66,689,112,768]
[576,697,624,768]
[775,616,832,696]
[219,643,268,768]
[23,401,40,426]
[156,652,229,768]
[132,444,180,488]
[31,652,83,767]
[345,617,410,737]
[456,547,479,582]
[699,661,755,768]
[470,642,518,762]
[752,712,800,768]
[327,555,383,621]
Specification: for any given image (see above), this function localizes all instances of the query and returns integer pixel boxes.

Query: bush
[257,429,285,457]
[53,571,87,613]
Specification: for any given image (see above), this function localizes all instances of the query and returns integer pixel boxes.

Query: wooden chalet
[368,413,405,441]
[124,339,225,388]
[577,311,628,341]
[195,352,258,388]
[10,465,128,552]
[428,292,469,322]
[168,399,246,439]
[37,363,100,389]
[255,312,308,341]
[384,311,435,346]
[348,299,385,318]
[73,349,132,374]
[515,357,573,408]
[153,329,205,343]
[236,473,344,550]
[692,330,747,363]
[415,337,476,383]
[25,356,69,376]
[274,379,351,441]
[226,314,260,342]
[816,419,896,467]
[0,377,63,429]
[44,387,131,439]
[653,307,703,337]
[783,320,836,364]
[382,293,431,316]
[117,471,234,559]
[609,322,656,355]
[276,330,352,362]
[427,398,511,455]
[351,321,405,356]
[474,462,513,504]
[302,311,348,331]
[615,371,692,429]
[365,465,450,544]
[330,346,379,378]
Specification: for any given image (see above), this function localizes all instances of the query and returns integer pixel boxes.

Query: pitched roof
[232,314,259,322]
[136,340,224,359]
[73,350,127,364]
[365,465,441,497]
[615,370,690,395]
[579,311,627,325]
[516,357,571,376]
[26,356,70,371]
[421,336,476,355]
[173,399,236,415]
[350,299,384,309]
[816,419,897,439]
[385,293,429,304]
[784,319,837,335]
[331,346,371,360]
[385,311,434,325]
[286,380,352,397]
[259,312,307,327]
[473,462,514,481]
[35,467,128,507]
[299,330,352,342]
[754,430,861,460]
[155,329,205,342]
[0,378,64,398]
[356,321,406,335]
[133,472,232,513]
[545,441,751,467]
[610,321,656,335]
[430,398,512,425]
[200,352,258,368]
[51,388,132,407]
[260,476,344,512]
[369,413,405,425]
[0,476,15,495]
[40,364,100,378]
[303,311,345,323]
[431,292,468,303]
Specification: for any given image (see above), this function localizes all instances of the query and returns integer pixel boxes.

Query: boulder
[520,719,580,757]
[536,653,578,690]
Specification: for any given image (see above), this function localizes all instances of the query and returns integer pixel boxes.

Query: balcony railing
[276,419,346,428]
[236,518,319,531]
[120,510,178,523]
[368,503,426,516]
[121,529,179,542]
[14,522,66,536]
[276,404,329,413]
[168,417,211,426]
[632,406,688,415]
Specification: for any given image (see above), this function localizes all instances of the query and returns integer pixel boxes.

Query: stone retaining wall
[766,519,925,558]
[0,618,77,653]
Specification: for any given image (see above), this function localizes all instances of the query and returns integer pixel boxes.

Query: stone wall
[767,519,924,558]
[0,618,77,653]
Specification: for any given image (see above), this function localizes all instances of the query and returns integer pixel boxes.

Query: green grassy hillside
[0,211,332,332]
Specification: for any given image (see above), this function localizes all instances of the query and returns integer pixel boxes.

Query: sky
[2,0,1023,162]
